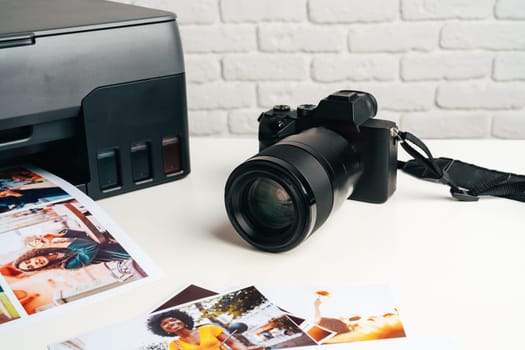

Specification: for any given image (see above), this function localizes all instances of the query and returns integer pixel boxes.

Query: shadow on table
[210,221,254,249]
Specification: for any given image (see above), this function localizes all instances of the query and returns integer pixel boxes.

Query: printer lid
[0,0,175,38]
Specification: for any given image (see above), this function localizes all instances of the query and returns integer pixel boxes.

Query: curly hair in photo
[147,309,195,337]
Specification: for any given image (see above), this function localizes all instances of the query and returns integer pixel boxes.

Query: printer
[0,0,190,199]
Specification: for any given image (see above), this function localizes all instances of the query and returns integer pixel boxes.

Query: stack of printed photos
[48,283,413,350]
[0,166,159,327]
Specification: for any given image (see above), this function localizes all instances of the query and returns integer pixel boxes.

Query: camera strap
[395,130,525,202]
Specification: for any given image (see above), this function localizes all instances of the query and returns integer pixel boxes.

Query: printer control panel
[82,74,189,200]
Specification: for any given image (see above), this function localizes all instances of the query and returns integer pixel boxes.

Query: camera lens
[225,162,312,252]
[225,127,363,252]
[244,177,295,231]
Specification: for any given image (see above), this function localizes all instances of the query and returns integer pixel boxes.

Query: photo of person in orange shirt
[147,309,262,350]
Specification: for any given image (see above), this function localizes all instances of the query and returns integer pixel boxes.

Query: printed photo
[260,285,406,345]
[0,167,70,215]
[298,322,336,345]
[151,284,218,313]
[154,284,406,347]
[49,286,318,350]
[0,285,20,324]
[0,199,148,315]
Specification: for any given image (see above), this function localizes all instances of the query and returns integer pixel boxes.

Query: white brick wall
[309,0,398,23]
[401,0,494,20]
[258,24,346,52]
[118,0,525,139]
[223,54,308,81]
[401,53,492,81]
[221,0,307,22]
[493,53,525,81]
[349,24,440,52]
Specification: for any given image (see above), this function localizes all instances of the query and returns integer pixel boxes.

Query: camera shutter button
[297,104,316,118]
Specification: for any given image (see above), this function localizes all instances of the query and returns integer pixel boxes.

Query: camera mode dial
[272,104,291,112]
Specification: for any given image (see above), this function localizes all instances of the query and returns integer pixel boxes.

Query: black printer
[0,0,190,199]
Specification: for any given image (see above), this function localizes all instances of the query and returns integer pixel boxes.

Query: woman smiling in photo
[147,309,261,350]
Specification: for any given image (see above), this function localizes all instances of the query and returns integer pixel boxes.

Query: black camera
[224,90,398,252]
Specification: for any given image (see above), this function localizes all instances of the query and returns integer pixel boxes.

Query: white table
[1,137,524,350]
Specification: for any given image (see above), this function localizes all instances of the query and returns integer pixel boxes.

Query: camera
[224,90,398,252]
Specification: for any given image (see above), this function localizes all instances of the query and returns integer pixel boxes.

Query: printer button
[97,149,120,191]
[162,136,181,175]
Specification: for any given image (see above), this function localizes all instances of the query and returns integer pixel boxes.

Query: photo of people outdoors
[0,168,151,321]
[0,167,70,215]
[154,284,406,347]
[49,286,319,350]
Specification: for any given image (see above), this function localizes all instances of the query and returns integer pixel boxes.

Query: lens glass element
[244,177,295,231]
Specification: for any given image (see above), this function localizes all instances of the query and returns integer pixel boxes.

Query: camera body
[225,90,398,252]
[258,90,398,204]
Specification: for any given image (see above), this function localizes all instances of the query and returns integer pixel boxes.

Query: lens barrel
[225,127,362,252]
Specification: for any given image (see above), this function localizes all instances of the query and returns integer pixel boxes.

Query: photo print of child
[0,199,148,316]
[0,167,70,215]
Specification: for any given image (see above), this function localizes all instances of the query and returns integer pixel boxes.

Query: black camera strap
[395,130,525,202]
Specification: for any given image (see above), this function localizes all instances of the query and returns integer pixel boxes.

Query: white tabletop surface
[1,137,524,350]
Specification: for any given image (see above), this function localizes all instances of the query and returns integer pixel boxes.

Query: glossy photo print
[0,167,71,215]
[0,165,160,328]
[260,284,406,345]
[49,286,318,350]
[0,199,149,316]
[154,284,406,347]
